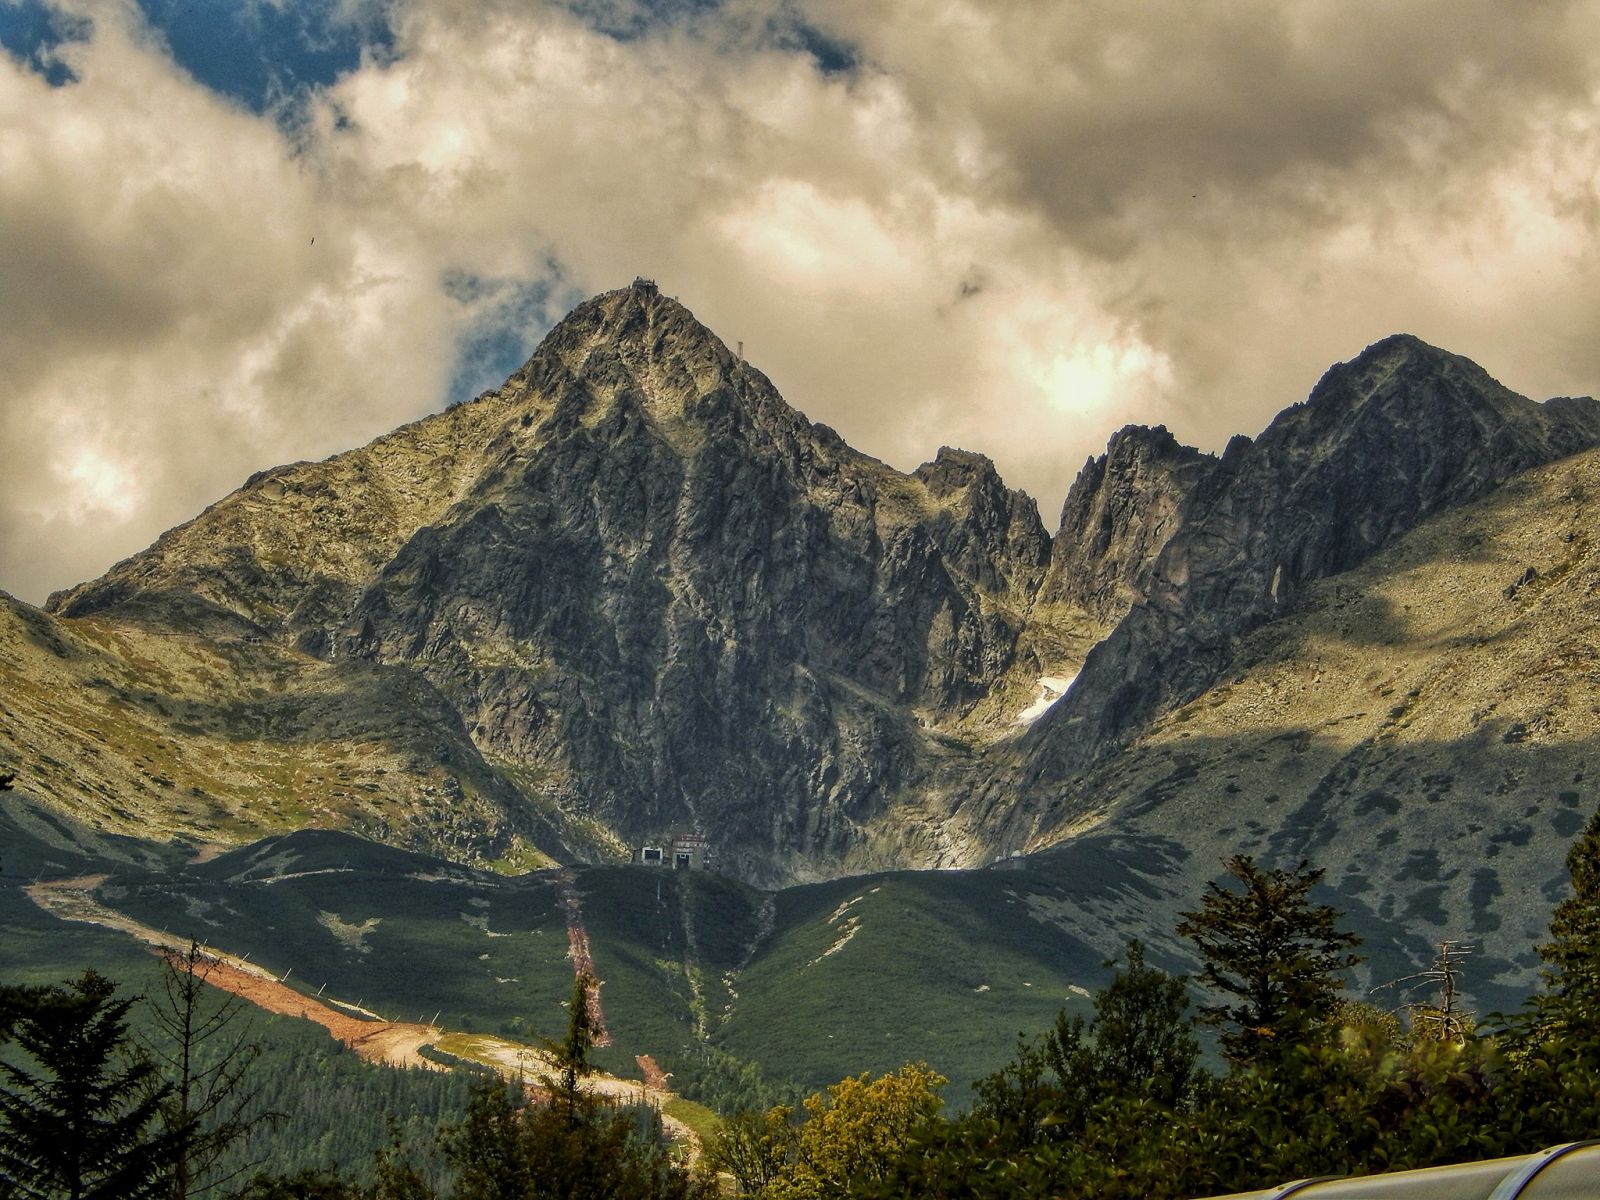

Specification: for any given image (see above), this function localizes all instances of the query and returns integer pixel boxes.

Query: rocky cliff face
[1018,334,1600,791]
[1016,439,1600,1011]
[1040,425,1216,624]
[30,302,1600,884]
[48,285,1067,881]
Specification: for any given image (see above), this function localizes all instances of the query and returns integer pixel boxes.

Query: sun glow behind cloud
[2,0,1599,601]
[58,448,137,521]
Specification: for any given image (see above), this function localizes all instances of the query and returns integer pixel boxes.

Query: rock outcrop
[1020,334,1600,789]
[1040,425,1216,624]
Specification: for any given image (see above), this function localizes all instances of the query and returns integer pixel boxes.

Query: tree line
[0,955,712,1199]
[6,805,1600,1197]
[704,806,1600,1197]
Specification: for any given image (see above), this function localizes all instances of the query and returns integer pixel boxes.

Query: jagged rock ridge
[26,294,1600,884]
[1040,424,1216,625]
[1019,334,1600,793]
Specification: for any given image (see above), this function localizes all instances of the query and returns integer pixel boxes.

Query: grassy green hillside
[5,797,1571,1117]
[0,828,477,1186]
[718,869,1103,1099]
[96,831,579,1039]
[2,808,1123,1105]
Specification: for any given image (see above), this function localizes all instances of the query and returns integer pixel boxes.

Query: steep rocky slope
[1018,335,1600,788]
[40,284,1094,880]
[1005,442,1600,1009]
[0,592,572,867]
[1039,424,1217,625]
[13,290,1600,890]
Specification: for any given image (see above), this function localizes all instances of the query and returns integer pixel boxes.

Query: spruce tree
[1176,855,1362,1066]
[442,971,717,1200]
[1501,804,1600,1142]
[553,972,596,1130]
[1535,805,1600,1038]
[0,970,176,1200]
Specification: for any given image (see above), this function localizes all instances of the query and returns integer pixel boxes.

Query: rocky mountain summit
[1021,335,1600,789]
[42,284,1079,880]
[13,284,1600,890]
[1040,423,1215,625]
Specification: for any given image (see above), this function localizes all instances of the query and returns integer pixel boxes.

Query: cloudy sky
[3,0,1598,603]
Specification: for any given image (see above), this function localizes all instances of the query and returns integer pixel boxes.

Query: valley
[5,284,1600,1110]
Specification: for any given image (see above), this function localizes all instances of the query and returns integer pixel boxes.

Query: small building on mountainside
[637,832,711,870]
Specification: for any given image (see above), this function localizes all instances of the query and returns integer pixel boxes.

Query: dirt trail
[26,875,441,1069]
[441,1034,699,1157]
[197,958,441,1069]
[553,870,612,1046]
[636,1054,671,1090]
[23,872,701,1160]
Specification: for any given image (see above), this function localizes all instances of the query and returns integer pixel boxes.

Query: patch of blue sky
[771,15,855,75]
[561,0,721,42]
[130,0,395,113]
[561,0,857,75]
[443,269,588,405]
[0,0,91,86]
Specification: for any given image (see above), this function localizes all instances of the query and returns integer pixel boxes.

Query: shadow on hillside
[1028,722,1598,1017]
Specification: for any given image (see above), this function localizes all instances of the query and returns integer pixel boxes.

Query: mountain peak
[499,284,855,477]
[913,447,1003,497]
[1271,332,1599,468]
[541,280,735,371]
[1039,423,1215,623]
[1356,330,1433,360]
[35,291,1600,892]
[1298,333,1492,418]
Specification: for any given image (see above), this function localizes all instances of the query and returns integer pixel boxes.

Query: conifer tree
[1176,855,1362,1066]
[442,971,717,1200]
[1498,804,1600,1143]
[1535,805,1600,1039]
[0,969,177,1199]
[552,972,596,1130]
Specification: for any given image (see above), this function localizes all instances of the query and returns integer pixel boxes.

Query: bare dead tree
[1407,939,1475,1044]
[143,939,274,1198]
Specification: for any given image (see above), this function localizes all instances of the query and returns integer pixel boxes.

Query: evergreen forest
[6,807,1600,1199]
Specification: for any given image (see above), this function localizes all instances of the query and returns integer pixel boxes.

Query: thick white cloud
[3,0,1598,601]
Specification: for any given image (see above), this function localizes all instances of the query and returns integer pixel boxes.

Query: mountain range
[6,280,1600,1024]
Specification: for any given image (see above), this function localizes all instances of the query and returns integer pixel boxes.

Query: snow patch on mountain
[1016,675,1075,725]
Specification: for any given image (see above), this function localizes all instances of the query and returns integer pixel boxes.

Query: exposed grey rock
[33,300,1600,886]
[1020,333,1600,787]
[1041,425,1216,624]
[45,285,1056,882]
